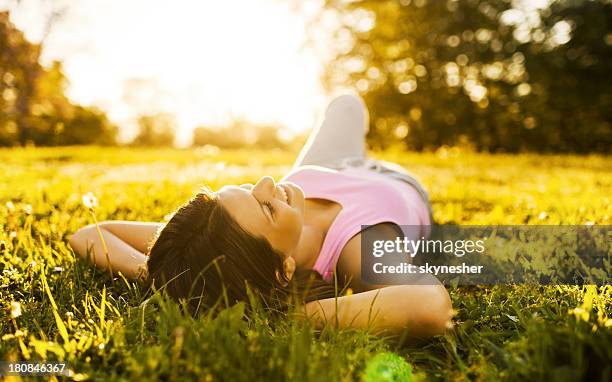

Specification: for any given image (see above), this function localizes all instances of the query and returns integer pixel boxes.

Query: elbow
[391,284,453,339]
[419,285,453,337]
[68,228,88,256]
[68,223,101,257]
[68,232,77,250]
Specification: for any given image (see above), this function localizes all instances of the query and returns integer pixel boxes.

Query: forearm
[304,287,398,332]
[69,225,147,280]
[303,285,453,338]
[98,220,163,253]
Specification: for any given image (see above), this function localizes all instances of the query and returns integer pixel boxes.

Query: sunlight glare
[2,0,330,146]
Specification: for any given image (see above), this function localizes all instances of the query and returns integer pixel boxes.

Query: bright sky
[1,0,333,146]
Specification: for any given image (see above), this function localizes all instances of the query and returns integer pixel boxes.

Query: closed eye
[262,201,275,218]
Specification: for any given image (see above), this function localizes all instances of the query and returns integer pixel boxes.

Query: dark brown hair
[146,187,336,312]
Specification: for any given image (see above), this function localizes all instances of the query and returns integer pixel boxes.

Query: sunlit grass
[0,146,610,381]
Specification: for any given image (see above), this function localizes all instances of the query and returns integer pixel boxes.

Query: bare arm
[98,220,163,253]
[304,284,453,339]
[311,223,453,338]
[68,221,163,280]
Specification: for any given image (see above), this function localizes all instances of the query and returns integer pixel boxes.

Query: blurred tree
[254,125,286,149]
[0,11,117,146]
[316,0,611,152]
[193,120,288,149]
[132,112,176,147]
[518,0,612,152]
[193,125,243,149]
[58,106,118,145]
[0,10,42,145]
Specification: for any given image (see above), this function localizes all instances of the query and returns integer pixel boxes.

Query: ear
[283,256,296,281]
[275,256,296,286]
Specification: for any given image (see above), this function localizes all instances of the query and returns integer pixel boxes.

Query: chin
[289,183,306,212]
[282,181,305,211]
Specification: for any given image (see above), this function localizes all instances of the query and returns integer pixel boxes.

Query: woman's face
[216,176,305,257]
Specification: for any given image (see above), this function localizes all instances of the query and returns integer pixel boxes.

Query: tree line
[132,112,294,149]
[3,1,610,152]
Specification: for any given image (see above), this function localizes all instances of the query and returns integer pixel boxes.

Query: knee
[327,93,365,113]
[326,94,369,130]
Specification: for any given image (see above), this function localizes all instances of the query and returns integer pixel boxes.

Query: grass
[0,146,610,381]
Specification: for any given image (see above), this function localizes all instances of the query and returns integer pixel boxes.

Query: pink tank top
[282,165,431,282]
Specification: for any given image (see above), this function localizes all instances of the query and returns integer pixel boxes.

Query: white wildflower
[10,301,22,318]
[6,201,15,212]
[82,192,98,209]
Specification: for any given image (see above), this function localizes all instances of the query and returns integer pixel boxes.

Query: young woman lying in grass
[69,94,453,341]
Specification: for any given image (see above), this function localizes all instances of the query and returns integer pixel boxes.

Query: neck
[292,224,324,269]
[292,199,342,270]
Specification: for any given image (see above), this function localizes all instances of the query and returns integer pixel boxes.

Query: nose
[252,176,275,202]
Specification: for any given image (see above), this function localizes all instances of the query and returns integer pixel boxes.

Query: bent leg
[293,93,369,169]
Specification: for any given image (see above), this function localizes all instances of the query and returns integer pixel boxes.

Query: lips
[278,184,292,206]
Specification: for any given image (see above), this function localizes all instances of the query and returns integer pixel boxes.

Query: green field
[0,146,610,381]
